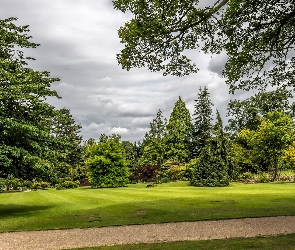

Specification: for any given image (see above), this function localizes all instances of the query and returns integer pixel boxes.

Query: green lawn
[72,234,295,250]
[0,182,295,232]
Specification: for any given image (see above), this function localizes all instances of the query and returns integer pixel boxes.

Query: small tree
[86,134,129,188]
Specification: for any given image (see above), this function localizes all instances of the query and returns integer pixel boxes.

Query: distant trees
[139,109,167,165]
[237,111,295,180]
[227,88,295,133]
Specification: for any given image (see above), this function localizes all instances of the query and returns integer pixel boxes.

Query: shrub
[240,172,255,180]
[161,160,187,182]
[40,181,50,189]
[86,134,130,188]
[0,178,5,193]
[31,182,41,190]
[56,180,79,190]
[22,180,33,190]
[258,172,270,183]
[133,164,161,183]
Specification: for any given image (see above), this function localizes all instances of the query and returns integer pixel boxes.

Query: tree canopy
[114,0,295,92]
[0,18,82,181]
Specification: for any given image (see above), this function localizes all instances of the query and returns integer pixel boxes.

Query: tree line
[1,14,295,190]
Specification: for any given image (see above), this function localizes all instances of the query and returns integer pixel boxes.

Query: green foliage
[122,141,138,171]
[0,18,82,181]
[160,160,187,182]
[114,1,295,92]
[50,108,83,178]
[30,182,41,190]
[227,88,295,133]
[190,111,229,187]
[139,109,167,165]
[86,134,129,188]
[238,111,295,180]
[191,86,213,158]
[190,145,229,187]
[166,97,193,163]
[55,180,78,190]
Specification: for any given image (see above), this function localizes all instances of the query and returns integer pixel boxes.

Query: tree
[139,109,167,165]
[238,111,295,180]
[114,1,295,92]
[122,140,141,174]
[0,18,61,180]
[50,108,83,179]
[166,97,193,162]
[191,86,214,158]
[227,88,295,133]
[86,134,129,188]
[190,109,229,187]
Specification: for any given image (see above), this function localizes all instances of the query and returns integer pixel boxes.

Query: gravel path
[1,216,295,250]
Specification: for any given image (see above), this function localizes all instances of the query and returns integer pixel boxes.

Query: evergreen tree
[139,109,167,165]
[190,109,229,187]
[191,87,214,158]
[166,97,192,163]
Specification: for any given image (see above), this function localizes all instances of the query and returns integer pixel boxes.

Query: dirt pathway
[1,216,295,250]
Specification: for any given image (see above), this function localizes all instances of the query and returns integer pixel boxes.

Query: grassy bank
[0,182,295,232]
[72,234,295,250]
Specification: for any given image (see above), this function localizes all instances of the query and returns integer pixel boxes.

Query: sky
[1,0,251,142]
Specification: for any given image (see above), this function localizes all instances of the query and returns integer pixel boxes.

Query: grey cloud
[2,0,233,142]
[208,53,228,76]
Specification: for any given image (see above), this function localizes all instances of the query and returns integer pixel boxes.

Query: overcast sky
[1,0,251,142]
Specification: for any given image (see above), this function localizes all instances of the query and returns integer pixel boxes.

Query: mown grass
[0,182,295,232]
[72,234,295,250]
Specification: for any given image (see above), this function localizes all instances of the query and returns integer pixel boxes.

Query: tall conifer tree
[191,87,214,158]
[166,97,192,162]
[140,109,167,165]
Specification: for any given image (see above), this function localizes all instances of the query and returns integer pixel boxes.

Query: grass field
[72,234,295,250]
[0,181,295,232]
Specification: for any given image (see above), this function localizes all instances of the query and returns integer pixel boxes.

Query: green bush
[55,180,79,190]
[86,134,129,188]
[31,182,41,190]
[0,178,5,193]
[240,172,255,180]
[258,172,270,183]
[40,181,50,189]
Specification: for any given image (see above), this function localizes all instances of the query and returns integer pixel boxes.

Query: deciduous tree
[114,1,295,91]
[0,18,61,180]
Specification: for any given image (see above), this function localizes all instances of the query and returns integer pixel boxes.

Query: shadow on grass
[0,204,54,218]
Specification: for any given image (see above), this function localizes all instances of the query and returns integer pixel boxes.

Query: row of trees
[85,87,295,188]
[2,13,295,189]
